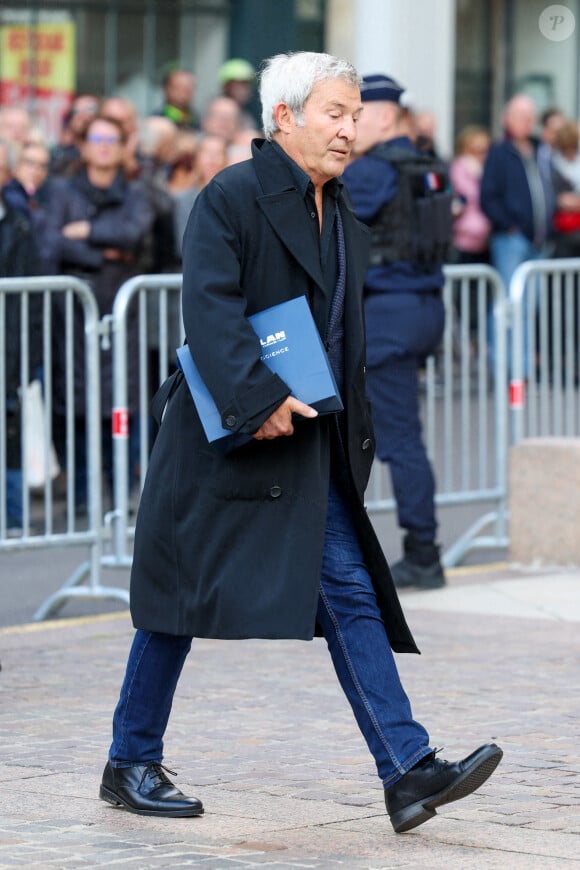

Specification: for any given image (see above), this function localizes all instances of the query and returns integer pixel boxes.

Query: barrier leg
[33,541,130,621]
[441,511,509,568]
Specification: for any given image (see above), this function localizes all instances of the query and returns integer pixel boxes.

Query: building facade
[0,0,326,142]
[328,0,579,156]
[1,0,578,153]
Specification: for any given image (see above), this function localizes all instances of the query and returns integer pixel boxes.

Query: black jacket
[39,169,154,415]
[129,139,419,653]
[481,138,554,244]
[0,202,42,399]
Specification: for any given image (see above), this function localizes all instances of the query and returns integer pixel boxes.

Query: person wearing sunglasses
[39,114,154,516]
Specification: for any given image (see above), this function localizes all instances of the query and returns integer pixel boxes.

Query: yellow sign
[0,20,76,141]
[1,20,75,91]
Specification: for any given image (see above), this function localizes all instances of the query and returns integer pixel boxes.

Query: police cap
[360,74,405,104]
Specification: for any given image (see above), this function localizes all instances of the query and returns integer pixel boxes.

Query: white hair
[260,52,360,140]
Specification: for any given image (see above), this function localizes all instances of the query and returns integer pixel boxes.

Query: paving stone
[2,566,580,867]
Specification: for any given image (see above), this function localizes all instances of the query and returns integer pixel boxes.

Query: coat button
[270,485,282,498]
[362,438,372,451]
[224,415,237,428]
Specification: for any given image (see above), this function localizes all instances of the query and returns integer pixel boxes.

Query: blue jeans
[109,479,431,787]
[489,231,544,377]
[316,479,431,785]
[6,468,23,527]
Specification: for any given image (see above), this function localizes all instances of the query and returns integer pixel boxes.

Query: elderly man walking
[100,51,502,834]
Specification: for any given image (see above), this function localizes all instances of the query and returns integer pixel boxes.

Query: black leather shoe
[391,557,446,589]
[391,534,446,590]
[100,761,204,817]
[385,743,503,833]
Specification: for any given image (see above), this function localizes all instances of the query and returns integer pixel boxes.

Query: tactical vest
[367,142,453,268]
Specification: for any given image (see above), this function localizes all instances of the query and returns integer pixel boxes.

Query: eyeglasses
[22,157,49,170]
[71,103,99,115]
[87,133,120,144]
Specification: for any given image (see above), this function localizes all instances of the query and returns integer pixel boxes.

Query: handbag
[22,379,61,489]
[553,210,580,234]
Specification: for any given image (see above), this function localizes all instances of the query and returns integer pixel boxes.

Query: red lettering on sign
[8,31,26,51]
[19,58,52,77]
[6,29,66,53]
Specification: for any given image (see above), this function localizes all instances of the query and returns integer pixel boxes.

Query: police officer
[343,75,452,590]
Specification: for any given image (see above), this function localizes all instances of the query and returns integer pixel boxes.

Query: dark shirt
[269,142,349,488]
[270,140,339,333]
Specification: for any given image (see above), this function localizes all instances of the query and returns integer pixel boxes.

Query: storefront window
[296,0,325,51]
[454,0,492,142]
[0,1,229,141]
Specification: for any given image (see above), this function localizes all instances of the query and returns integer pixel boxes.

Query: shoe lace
[141,762,178,789]
[417,746,445,769]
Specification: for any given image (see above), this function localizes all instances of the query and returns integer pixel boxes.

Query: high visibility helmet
[218,58,255,85]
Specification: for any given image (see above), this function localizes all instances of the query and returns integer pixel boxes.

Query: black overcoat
[130,139,419,654]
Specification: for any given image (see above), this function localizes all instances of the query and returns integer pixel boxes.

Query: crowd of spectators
[2,61,580,532]
[450,103,580,269]
[0,60,262,530]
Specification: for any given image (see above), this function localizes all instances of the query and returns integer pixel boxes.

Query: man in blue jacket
[480,94,554,375]
[343,75,451,590]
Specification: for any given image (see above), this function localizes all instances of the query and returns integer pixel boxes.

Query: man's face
[202,97,240,143]
[0,107,30,145]
[542,112,566,146]
[166,72,194,110]
[69,96,99,135]
[504,98,537,141]
[223,79,253,107]
[101,98,137,136]
[282,78,362,186]
[15,144,50,194]
[82,119,124,171]
[196,135,227,184]
[350,100,398,157]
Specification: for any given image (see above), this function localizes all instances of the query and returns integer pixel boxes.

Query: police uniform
[343,74,451,589]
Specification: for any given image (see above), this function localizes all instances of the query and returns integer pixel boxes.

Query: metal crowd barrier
[108,268,510,570]
[106,274,184,568]
[17,260,580,618]
[365,263,509,567]
[0,276,129,620]
[509,257,580,445]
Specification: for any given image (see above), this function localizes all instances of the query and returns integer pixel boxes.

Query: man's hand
[557,191,580,212]
[62,220,91,240]
[253,396,318,440]
[104,248,134,262]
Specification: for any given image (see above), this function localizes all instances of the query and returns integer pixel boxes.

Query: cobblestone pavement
[1,564,579,868]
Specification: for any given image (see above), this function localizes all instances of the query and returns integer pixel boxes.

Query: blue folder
[176,295,343,443]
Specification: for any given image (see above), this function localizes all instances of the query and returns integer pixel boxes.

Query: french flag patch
[425,172,441,191]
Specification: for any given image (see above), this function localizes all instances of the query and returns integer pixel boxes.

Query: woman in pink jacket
[450,125,492,263]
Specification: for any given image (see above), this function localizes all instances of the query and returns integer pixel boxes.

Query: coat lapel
[251,139,372,391]
[253,141,325,291]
